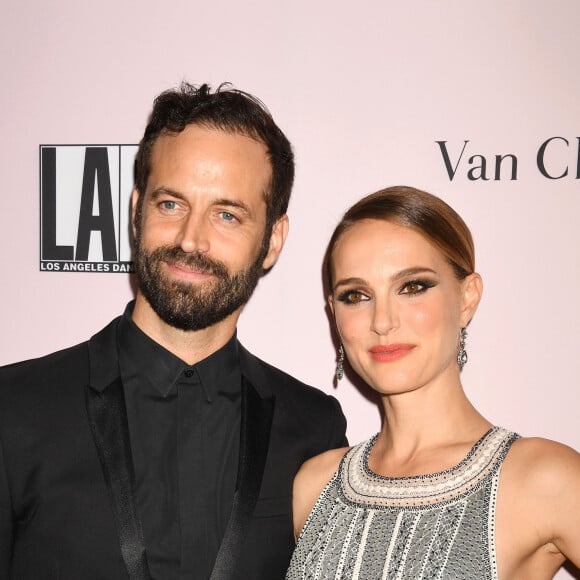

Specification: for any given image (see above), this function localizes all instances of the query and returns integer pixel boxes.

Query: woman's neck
[370,377,491,478]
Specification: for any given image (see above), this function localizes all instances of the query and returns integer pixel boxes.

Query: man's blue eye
[221,212,236,222]
[161,201,178,210]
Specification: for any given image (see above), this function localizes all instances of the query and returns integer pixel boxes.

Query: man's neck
[131,294,240,365]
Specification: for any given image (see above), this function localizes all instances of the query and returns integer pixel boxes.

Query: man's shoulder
[239,345,348,449]
[0,315,119,391]
[239,344,344,417]
[0,340,89,382]
[0,341,91,432]
[240,344,330,398]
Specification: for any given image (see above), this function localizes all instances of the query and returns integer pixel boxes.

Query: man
[0,83,347,580]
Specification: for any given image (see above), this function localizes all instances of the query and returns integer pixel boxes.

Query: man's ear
[130,188,141,238]
[460,273,483,327]
[262,215,289,271]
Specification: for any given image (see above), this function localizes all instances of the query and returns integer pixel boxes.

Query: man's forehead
[145,124,271,202]
[149,125,269,176]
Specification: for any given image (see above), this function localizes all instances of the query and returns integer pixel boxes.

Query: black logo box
[40,145,137,272]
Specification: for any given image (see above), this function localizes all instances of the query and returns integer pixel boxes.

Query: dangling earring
[457,328,468,370]
[336,344,345,381]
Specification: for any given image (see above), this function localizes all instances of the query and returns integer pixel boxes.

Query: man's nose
[176,212,210,254]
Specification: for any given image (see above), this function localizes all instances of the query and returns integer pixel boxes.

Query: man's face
[132,124,284,331]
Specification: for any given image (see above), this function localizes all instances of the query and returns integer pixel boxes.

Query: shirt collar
[118,301,240,401]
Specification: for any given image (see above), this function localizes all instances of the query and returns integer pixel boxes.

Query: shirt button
[184,369,194,378]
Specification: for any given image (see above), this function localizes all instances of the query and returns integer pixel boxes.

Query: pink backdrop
[1,2,579,577]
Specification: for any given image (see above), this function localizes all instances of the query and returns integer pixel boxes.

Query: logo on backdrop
[435,137,580,181]
[40,145,137,273]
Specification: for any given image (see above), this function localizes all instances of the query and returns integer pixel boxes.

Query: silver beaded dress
[286,426,518,580]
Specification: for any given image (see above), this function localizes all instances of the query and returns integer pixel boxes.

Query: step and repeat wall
[1,2,578,576]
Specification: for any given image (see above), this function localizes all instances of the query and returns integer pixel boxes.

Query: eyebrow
[333,267,437,291]
[148,187,183,200]
[148,189,252,217]
[212,197,252,217]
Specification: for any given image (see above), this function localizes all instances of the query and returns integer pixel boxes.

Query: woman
[287,186,580,579]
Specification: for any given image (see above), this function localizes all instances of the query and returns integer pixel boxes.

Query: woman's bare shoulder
[294,446,351,506]
[292,446,350,538]
[499,436,580,569]
[297,446,351,483]
[502,436,580,495]
[505,436,580,481]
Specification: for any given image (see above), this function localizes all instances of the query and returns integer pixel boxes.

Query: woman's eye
[337,290,369,305]
[399,279,434,296]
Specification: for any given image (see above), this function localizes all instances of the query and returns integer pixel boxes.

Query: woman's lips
[369,344,415,362]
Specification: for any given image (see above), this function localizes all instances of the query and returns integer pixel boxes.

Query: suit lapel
[86,324,273,579]
[210,377,275,580]
[85,374,151,580]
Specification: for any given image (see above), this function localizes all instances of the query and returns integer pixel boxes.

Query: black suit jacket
[0,316,347,580]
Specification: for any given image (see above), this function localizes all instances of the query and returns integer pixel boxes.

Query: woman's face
[329,219,481,395]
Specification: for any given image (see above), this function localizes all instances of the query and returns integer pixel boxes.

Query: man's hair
[134,82,294,229]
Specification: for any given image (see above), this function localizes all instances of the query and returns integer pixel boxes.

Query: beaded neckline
[339,426,517,509]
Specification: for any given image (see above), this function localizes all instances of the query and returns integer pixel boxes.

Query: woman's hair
[325,185,475,289]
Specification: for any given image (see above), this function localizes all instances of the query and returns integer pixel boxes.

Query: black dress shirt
[118,303,241,580]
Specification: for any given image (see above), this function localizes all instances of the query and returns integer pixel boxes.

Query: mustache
[150,246,230,278]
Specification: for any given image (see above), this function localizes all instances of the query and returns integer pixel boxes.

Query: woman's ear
[327,294,335,317]
[460,273,483,327]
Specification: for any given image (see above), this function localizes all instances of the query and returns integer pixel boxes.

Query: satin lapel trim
[210,377,275,580]
[85,378,151,580]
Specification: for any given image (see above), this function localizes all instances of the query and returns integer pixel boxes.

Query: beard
[133,241,265,332]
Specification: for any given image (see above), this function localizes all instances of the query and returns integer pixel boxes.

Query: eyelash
[336,290,369,305]
[336,279,436,305]
[400,279,436,295]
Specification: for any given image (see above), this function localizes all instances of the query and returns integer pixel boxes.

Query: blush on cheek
[410,308,435,331]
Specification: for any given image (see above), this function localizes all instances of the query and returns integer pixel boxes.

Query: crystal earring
[457,328,468,370]
[336,344,345,381]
